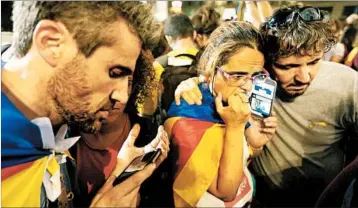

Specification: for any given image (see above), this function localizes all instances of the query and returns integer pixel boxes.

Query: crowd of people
[1,1,358,207]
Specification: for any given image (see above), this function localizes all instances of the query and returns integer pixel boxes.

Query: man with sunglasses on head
[174,5,358,207]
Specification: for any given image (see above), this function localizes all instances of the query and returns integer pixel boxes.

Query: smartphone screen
[113,149,161,186]
[250,78,277,118]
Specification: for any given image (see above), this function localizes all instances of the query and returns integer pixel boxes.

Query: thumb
[126,124,141,146]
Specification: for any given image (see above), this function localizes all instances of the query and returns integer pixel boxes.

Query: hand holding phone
[113,149,162,186]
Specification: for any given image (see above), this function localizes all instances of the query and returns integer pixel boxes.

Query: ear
[193,31,197,40]
[165,35,173,45]
[32,20,75,67]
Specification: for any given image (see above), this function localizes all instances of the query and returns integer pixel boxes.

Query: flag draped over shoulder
[164,83,252,207]
[1,92,78,207]
[1,92,54,206]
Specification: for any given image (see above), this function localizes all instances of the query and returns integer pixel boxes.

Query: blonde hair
[197,21,263,77]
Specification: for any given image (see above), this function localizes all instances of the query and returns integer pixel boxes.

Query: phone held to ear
[113,149,162,186]
[249,78,277,119]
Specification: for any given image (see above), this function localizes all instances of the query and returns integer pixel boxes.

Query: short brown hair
[197,21,263,77]
[261,6,337,64]
[12,1,161,57]
[191,5,221,35]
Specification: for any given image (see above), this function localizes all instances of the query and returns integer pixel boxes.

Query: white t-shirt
[323,42,345,61]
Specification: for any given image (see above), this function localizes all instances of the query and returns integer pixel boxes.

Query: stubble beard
[47,55,98,134]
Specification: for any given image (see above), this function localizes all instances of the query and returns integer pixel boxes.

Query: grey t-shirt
[252,61,358,190]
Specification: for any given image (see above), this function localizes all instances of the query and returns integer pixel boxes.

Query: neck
[2,53,62,124]
[171,37,197,51]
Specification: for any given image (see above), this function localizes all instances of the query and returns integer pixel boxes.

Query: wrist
[226,122,247,129]
[248,145,263,158]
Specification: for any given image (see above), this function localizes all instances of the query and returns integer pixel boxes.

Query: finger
[215,92,224,112]
[193,85,203,100]
[130,192,141,207]
[157,140,169,155]
[261,128,276,135]
[182,92,195,105]
[174,88,181,105]
[228,93,242,112]
[271,111,276,117]
[117,163,156,194]
[158,128,169,147]
[97,174,117,195]
[187,90,202,105]
[126,124,141,146]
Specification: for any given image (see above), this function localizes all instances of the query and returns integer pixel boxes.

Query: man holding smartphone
[174,5,358,207]
[1,2,169,207]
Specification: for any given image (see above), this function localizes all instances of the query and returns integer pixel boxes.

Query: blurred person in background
[191,5,221,49]
[159,14,200,112]
[323,19,346,63]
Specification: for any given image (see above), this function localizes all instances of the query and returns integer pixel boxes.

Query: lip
[287,84,308,91]
[108,108,123,116]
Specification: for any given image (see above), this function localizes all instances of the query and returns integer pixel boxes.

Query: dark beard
[63,111,97,134]
[276,84,304,102]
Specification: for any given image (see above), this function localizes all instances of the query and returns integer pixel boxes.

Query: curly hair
[197,21,263,77]
[261,6,337,64]
[131,49,157,108]
[12,1,161,57]
[191,5,221,35]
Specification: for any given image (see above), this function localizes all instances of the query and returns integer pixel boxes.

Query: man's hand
[116,124,146,166]
[90,125,170,207]
[90,163,156,207]
[215,92,251,128]
[174,76,205,105]
[144,125,169,166]
[247,112,277,149]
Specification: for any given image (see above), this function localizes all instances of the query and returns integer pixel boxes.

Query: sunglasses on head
[266,6,328,29]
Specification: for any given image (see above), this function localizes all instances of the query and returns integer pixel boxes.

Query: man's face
[213,47,265,102]
[271,52,323,99]
[50,19,141,133]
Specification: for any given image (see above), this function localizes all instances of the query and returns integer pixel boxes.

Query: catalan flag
[164,83,253,207]
[1,92,78,207]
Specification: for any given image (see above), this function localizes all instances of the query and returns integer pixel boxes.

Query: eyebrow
[226,71,249,76]
[274,58,321,68]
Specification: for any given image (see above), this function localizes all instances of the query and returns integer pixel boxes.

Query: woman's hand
[215,92,251,128]
[247,112,277,149]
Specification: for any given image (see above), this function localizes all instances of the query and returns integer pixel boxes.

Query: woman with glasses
[164,21,277,207]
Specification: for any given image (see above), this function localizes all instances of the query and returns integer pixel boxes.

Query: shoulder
[320,61,357,78]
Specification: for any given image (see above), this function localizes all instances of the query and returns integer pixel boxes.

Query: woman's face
[211,47,265,102]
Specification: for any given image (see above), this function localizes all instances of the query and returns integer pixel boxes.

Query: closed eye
[109,66,132,78]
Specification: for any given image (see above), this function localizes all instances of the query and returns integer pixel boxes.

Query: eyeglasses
[266,6,328,29]
[215,66,269,87]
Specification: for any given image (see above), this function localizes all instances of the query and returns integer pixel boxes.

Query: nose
[295,65,310,83]
[110,78,129,105]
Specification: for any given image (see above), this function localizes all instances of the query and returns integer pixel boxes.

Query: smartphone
[249,78,277,119]
[113,149,162,186]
